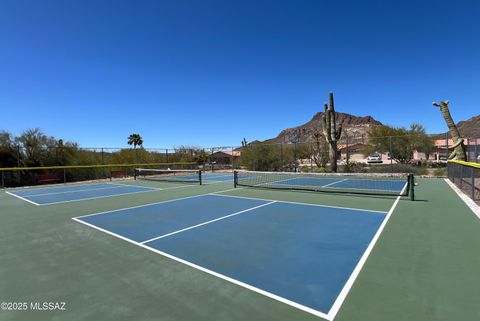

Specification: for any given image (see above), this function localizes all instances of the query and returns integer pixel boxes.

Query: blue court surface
[6,183,158,206]
[74,193,388,318]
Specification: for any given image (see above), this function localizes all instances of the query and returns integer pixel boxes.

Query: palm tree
[127,134,143,149]
[127,134,143,163]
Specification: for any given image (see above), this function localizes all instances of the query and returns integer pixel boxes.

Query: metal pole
[471,167,475,200]
[467,138,470,161]
[445,132,449,160]
[346,133,349,164]
[389,136,393,171]
[294,142,297,172]
[280,142,284,171]
[475,138,478,162]
[17,145,21,167]
[460,164,463,188]
[1,171,4,188]
[63,168,66,184]
[101,148,104,164]
[409,174,415,201]
[310,143,313,171]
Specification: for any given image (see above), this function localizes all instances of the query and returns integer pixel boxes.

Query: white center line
[322,178,348,187]
[140,201,276,244]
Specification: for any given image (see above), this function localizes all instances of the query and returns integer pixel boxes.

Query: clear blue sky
[0,0,478,148]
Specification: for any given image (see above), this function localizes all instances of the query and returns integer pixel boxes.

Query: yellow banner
[0,162,196,172]
[448,159,480,169]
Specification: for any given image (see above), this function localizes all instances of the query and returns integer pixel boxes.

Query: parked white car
[367,153,383,163]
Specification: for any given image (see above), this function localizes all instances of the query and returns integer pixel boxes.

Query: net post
[199,170,202,185]
[409,174,415,201]
[234,171,238,188]
[134,168,138,180]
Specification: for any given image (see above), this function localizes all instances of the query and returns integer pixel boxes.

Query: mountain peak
[265,112,382,143]
[456,114,480,137]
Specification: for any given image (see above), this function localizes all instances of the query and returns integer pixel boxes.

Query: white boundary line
[72,216,330,319]
[210,193,388,214]
[325,183,408,320]
[74,186,244,219]
[25,188,161,206]
[12,184,145,198]
[4,181,111,192]
[444,178,480,219]
[106,182,156,188]
[72,188,398,319]
[141,201,276,244]
[5,190,41,206]
[6,180,228,206]
[74,189,386,222]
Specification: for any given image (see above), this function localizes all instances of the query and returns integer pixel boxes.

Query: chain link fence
[1,135,479,188]
[447,160,480,205]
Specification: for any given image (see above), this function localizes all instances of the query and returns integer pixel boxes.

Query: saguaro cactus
[322,92,342,172]
[241,138,248,148]
[432,100,466,161]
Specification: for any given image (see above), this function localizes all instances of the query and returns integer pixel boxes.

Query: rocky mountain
[433,114,480,138]
[456,115,480,138]
[264,112,382,144]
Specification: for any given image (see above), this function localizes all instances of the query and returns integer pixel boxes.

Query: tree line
[1,123,436,172]
[238,123,436,172]
[0,129,206,168]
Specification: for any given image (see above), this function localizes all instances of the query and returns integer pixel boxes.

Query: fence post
[294,142,297,172]
[310,143,313,171]
[389,136,393,171]
[476,138,479,162]
[280,142,284,171]
[211,148,215,172]
[445,132,449,160]
[471,166,475,200]
[17,145,21,167]
[459,163,463,188]
[63,168,67,184]
[1,171,4,188]
[101,148,104,164]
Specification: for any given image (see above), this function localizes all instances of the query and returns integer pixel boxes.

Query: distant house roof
[434,138,478,147]
[209,151,241,157]
[337,142,365,151]
[434,139,454,147]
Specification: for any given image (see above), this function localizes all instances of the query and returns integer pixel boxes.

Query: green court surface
[1,178,479,321]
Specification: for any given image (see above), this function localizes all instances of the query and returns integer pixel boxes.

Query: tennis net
[134,168,202,184]
[234,170,414,199]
